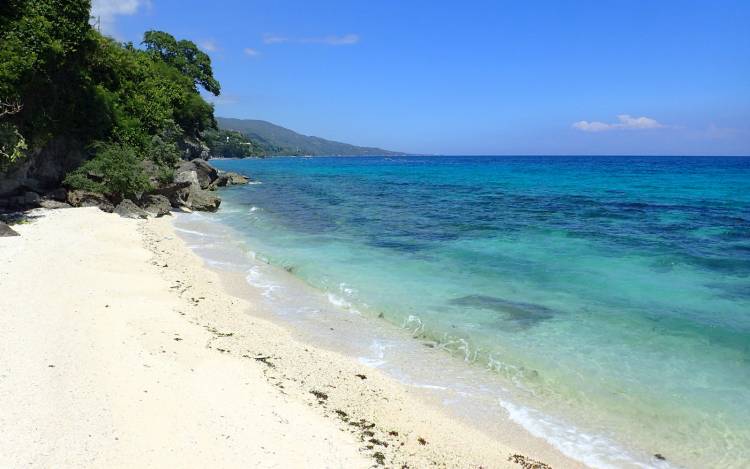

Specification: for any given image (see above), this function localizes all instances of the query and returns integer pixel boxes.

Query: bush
[64,142,151,199]
[0,121,27,171]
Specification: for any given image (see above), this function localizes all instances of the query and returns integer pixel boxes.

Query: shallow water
[189,155,750,468]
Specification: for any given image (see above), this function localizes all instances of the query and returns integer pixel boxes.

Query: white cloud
[244,48,260,57]
[91,0,150,37]
[573,114,665,132]
[263,34,290,45]
[263,33,360,46]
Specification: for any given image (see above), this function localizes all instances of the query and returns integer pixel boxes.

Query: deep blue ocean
[203,155,750,468]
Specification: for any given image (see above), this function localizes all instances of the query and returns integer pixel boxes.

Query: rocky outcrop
[140,194,171,217]
[177,159,218,189]
[2,152,240,217]
[0,137,86,198]
[67,190,114,213]
[179,137,210,161]
[150,180,192,208]
[0,221,20,237]
[187,184,221,212]
[114,199,150,219]
[175,169,200,187]
[208,171,250,190]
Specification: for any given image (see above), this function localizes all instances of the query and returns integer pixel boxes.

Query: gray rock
[39,198,71,209]
[114,199,150,219]
[150,181,192,208]
[175,170,200,187]
[24,191,41,206]
[140,194,171,217]
[140,159,162,187]
[188,185,221,212]
[190,159,218,189]
[209,171,250,190]
[0,221,20,237]
[225,172,250,185]
[176,159,219,189]
[20,178,42,192]
[46,187,68,202]
[179,138,211,161]
[67,190,114,213]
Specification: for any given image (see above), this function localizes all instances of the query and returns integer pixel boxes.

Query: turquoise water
[207,155,750,468]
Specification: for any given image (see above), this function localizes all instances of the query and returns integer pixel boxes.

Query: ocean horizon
[173,155,750,468]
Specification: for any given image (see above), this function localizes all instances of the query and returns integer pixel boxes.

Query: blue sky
[94,0,749,155]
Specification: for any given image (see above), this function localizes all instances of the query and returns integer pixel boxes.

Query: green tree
[142,30,221,96]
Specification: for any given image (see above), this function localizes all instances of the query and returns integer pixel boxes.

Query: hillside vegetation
[217,117,403,157]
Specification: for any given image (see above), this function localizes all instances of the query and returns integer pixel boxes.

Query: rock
[114,199,149,219]
[19,178,42,192]
[176,159,218,189]
[0,137,86,198]
[0,221,20,237]
[188,185,221,212]
[225,172,250,185]
[24,191,41,207]
[39,198,71,209]
[150,180,192,208]
[46,187,68,202]
[67,190,114,213]
[140,159,162,187]
[175,170,200,187]
[140,194,171,217]
[179,137,211,161]
[209,171,250,190]
[207,174,227,190]
[190,159,218,189]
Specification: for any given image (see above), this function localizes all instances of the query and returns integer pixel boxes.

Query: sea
[174,155,750,468]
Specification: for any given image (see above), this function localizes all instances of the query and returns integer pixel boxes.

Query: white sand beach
[0,207,581,468]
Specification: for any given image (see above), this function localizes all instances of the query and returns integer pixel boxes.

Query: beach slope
[0,208,369,468]
[0,207,575,468]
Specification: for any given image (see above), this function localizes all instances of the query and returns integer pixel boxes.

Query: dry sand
[0,207,582,468]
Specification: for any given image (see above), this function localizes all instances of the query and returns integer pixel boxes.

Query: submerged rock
[67,190,114,213]
[449,295,556,328]
[114,199,149,219]
[0,221,20,237]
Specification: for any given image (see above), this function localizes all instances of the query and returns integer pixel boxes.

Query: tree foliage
[0,0,223,198]
[63,142,151,198]
[142,30,221,96]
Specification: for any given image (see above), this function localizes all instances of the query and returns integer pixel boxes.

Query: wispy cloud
[263,33,360,46]
[244,48,260,57]
[573,114,665,132]
[91,0,150,37]
[200,39,219,52]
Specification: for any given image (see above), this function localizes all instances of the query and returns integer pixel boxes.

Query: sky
[93,0,750,155]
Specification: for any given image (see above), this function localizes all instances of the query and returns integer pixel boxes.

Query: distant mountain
[216,117,405,157]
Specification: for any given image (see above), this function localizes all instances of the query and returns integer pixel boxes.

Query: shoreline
[0,207,580,468]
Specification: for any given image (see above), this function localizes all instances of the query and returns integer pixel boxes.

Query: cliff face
[0,137,86,197]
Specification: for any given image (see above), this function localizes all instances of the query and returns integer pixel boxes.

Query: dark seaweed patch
[449,295,556,327]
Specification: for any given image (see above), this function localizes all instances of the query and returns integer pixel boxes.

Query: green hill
[217,117,404,157]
